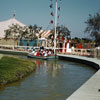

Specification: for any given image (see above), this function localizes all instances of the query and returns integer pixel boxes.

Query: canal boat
[27,0,58,60]
[27,53,56,60]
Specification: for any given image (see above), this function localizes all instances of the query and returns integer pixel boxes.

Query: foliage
[4,24,42,40]
[28,24,42,40]
[4,24,24,39]
[57,25,71,38]
[0,56,36,85]
[72,37,93,43]
[85,12,100,46]
[48,25,71,39]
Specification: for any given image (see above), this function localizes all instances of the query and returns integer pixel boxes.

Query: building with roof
[0,16,26,48]
[0,17,25,38]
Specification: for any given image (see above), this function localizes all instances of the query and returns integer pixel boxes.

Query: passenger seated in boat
[36,51,40,56]
[42,50,45,56]
[48,50,51,56]
[48,49,54,56]
[40,46,44,51]
[35,49,39,56]
[51,50,54,55]
[39,49,43,56]
[31,49,35,54]
[34,51,37,56]
[44,52,47,56]
[43,49,48,56]
[41,49,44,56]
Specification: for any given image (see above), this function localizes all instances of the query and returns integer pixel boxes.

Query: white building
[0,17,25,38]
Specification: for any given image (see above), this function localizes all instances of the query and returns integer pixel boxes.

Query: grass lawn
[0,55,36,85]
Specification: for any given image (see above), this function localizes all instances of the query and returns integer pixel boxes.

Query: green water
[0,57,97,100]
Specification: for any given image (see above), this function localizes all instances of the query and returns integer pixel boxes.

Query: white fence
[0,45,100,57]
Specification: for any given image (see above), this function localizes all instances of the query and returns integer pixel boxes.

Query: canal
[0,56,97,100]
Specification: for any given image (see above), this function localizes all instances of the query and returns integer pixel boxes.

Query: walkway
[0,49,27,56]
[57,54,100,100]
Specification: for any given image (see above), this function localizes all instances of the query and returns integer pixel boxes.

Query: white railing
[71,48,94,56]
[57,48,95,57]
[0,45,99,57]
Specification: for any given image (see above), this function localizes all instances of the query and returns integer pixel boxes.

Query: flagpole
[54,0,57,55]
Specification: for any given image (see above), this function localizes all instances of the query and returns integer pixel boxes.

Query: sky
[0,0,100,38]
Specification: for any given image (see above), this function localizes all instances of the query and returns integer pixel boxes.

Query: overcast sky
[0,0,100,38]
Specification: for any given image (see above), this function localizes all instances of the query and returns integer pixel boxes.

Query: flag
[13,13,16,17]
[50,4,53,8]
[50,20,53,24]
[51,11,54,16]
[13,14,15,17]
[57,15,60,19]
[58,7,60,11]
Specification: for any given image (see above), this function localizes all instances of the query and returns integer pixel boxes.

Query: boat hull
[27,54,57,60]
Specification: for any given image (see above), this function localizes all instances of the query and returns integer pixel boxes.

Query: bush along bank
[0,56,36,85]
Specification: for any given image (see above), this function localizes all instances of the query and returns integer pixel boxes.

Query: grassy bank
[0,56,36,85]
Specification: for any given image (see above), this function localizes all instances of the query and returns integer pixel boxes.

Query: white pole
[54,0,57,55]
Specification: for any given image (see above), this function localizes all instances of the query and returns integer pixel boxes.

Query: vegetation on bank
[85,11,100,46]
[0,56,36,85]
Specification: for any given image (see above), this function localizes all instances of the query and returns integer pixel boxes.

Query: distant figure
[48,50,52,55]
[43,50,48,56]
[31,49,35,54]
[71,46,75,52]
[36,50,40,56]
[44,52,47,56]
[40,46,44,50]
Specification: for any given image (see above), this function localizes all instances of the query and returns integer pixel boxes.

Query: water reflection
[33,59,63,77]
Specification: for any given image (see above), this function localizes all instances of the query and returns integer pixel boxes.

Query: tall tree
[57,25,71,38]
[4,24,24,47]
[48,25,71,40]
[85,12,100,46]
[5,24,24,39]
[28,24,42,40]
[47,25,71,47]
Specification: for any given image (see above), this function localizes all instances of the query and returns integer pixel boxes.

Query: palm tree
[28,25,37,40]
[28,24,42,39]
[27,25,42,46]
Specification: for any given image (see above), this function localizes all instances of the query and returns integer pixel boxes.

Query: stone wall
[0,39,18,45]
